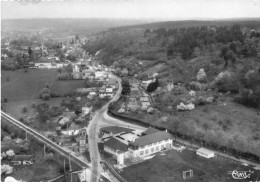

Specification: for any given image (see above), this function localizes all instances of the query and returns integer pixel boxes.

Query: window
[140,151,144,155]
[145,149,149,154]
[161,145,165,150]
[151,148,154,153]
[156,146,159,151]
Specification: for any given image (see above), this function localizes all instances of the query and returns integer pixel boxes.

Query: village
[1,18,260,182]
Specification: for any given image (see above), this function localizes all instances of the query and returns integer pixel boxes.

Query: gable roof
[12,155,33,161]
[101,126,133,135]
[142,127,161,135]
[131,131,171,148]
[104,137,128,152]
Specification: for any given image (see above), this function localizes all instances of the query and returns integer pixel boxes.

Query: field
[1,70,85,121]
[51,79,85,96]
[1,70,57,101]
[120,150,260,182]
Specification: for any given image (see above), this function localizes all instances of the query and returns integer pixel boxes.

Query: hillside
[85,20,260,160]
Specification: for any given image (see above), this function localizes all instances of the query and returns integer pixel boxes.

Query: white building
[95,70,107,78]
[128,129,172,160]
[196,148,215,158]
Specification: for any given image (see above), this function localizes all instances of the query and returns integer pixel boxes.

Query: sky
[1,0,260,20]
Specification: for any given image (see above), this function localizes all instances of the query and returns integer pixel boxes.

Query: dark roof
[101,126,133,135]
[104,137,128,152]
[12,155,33,161]
[142,127,161,135]
[131,131,171,148]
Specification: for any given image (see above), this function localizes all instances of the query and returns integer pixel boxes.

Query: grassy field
[51,79,85,96]
[1,70,58,101]
[1,70,86,124]
[1,70,86,101]
[120,150,259,182]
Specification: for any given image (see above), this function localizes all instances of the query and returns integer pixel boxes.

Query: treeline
[107,109,260,163]
[146,24,247,60]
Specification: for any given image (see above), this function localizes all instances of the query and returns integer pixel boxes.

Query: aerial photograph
[1,0,260,182]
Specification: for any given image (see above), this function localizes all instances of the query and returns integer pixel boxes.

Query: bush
[21,106,28,113]
[39,87,51,100]
[42,93,50,100]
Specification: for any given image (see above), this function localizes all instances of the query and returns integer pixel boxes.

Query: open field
[1,70,58,101]
[51,79,85,96]
[120,149,260,182]
[1,70,86,123]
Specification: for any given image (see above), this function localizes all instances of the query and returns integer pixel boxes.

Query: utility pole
[25,131,28,141]
[43,144,46,157]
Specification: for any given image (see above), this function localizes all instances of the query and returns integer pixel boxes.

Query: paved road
[88,74,123,182]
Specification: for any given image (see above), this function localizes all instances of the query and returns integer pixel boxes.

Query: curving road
[87,74,123,182]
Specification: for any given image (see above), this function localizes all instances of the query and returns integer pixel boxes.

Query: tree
[147,79,159,92]
[1,164,13,175]
[39,87,51,100]
[36,103,50,122]
[5,149,15,157]
[196,68,206,82]
[121,79,131,95]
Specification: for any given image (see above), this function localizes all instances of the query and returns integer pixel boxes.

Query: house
[106,87,113,93]
[82,106,92,115]
[107,79,117,89]
[58,136,73,147]
[35,57,59,69]
[11,155,34,165]
[88,90,97,99]
[95,70,106,78]
[128,130,172,160]
[103,137,129,165]
[61,123,81,136]
[196,148,214,158]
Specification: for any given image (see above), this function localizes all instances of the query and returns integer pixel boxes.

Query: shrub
[21,106,28,113]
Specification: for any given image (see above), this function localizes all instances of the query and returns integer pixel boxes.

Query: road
[88,74,123,182]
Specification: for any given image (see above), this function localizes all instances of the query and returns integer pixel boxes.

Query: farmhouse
[196,148,215,158]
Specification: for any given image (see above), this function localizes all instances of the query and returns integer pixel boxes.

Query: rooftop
[104,137,128,153]
[131,131,171,148]
[142,127,161,136]
[101,126,133,135]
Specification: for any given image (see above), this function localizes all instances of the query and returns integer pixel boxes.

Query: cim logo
[228,170,254,179]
